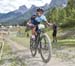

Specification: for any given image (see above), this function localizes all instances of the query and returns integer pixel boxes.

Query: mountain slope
[0,5,28,22]
[0,0,67,25]
[49,0,67,8]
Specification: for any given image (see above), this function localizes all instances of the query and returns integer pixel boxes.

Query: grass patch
[0,40,12,65]
[10,27,75,48]
[0,40,11,54]
[57,40,75,46]
[3,42,12,53]
[11,36,30,48]
[0,40,26,66]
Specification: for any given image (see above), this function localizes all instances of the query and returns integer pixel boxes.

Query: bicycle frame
[35,30,44,51]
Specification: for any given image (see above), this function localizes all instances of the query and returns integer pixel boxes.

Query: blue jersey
[35,15,47,23]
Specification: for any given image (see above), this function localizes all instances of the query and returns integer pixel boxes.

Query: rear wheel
[30,38,37,57]
[39,33,52,63]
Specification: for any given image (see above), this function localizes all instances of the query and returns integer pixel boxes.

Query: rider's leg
[53,35,57,43]
[27,23,36,40]
[31,27,37,40]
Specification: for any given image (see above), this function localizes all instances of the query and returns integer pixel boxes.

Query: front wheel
[39,33,52,63]
[30,38,37,57]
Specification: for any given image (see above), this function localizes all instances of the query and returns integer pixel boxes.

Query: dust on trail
[1,36,75,66]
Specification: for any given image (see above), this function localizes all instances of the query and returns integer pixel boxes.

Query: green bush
[60,18,75,28]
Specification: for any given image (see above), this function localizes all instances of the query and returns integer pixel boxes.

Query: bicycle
[30,24,52,63]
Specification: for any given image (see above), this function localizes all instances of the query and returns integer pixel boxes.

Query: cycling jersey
[35,15,47,23]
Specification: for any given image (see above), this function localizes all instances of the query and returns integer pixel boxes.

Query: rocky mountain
[49,0,67,8]
[14,5,28,14]
[0,0,67,25]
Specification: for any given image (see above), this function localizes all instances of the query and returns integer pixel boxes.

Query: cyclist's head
[36,8,44,16]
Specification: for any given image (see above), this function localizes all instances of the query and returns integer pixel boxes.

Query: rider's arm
[26,20,31,27]
[27,20,32,25]
[45,21,53,26]
[43,16,53,27]
[45,21,50,26]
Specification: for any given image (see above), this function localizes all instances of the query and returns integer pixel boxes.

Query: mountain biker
[27,8,50,40]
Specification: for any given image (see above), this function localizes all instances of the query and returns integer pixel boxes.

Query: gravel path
[1,37,75,66]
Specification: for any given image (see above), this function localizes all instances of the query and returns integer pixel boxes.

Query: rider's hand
[48,23,53,26]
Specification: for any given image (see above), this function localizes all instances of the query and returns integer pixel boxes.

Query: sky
[0,0,52,13]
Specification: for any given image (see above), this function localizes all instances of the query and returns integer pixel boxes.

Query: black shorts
[32,21,40,25]
[34,22,40,31]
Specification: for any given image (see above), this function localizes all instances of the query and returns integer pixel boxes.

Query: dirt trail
[5,37,26,51]
[4,37,75,66]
